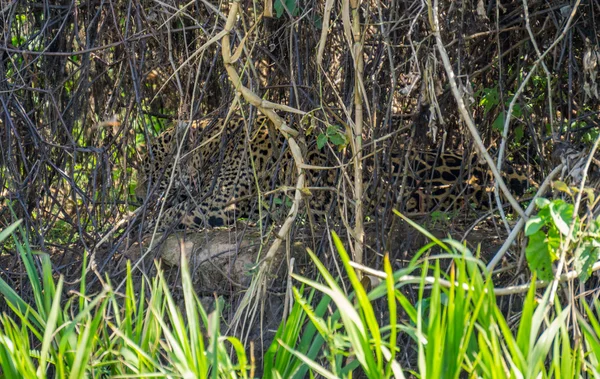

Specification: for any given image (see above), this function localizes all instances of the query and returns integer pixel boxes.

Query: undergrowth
[2,198,600,377]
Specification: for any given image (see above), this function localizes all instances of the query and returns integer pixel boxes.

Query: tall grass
[267,211,599,378]
[0,220,250,378]
[0,218,599,377]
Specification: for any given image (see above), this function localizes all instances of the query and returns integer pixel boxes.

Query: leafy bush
[525,184,599,282]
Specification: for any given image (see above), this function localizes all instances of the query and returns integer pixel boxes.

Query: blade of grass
[277,339,338,379]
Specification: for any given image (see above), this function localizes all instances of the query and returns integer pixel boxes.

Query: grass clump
[0,220,250,378]
[1,215,600,377]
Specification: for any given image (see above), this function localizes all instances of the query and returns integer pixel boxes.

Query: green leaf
[593,217,600,234]
[512,103,522,118]
[526,308,569,379]
[492,112,505,132]
[515,273,538,360]
[277,340,338,379]
[553,181,572,195]
[317,133,327,150]
[479,87,499,114]
[549,200,574,237]
[546,227,562,261]
[328,133,346,147]
[330,232,383,372]
[574,244,600,282]
[0,220,22,244]
[383,255,398,378]
[525,216,545,236]
[534,197,551,209]
[274,0,299,18]
[36,276,63,377]
[312,15,323,29]
[326,125,347,147]
[526,231,555,281]
[515,125,524,143]
[291,272,375,373]
[584,187,596,205]
[526,204,552,236]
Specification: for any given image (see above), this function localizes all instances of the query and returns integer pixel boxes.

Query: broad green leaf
[479,87,499,114]
[492,112,505,132]
[326,125,347,147]
[549,200,574,237]
[525,231,555,281]
[312,15,323,29]
[525,216,545,236]
[585,187,596,205]
[274,0,299,18]
[513,103,522,117]
[328,133,346,147]
[546,227,561,261]
[317,133,327,150]
[534,197,551,209]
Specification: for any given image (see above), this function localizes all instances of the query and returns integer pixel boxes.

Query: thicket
[1,0,600,376]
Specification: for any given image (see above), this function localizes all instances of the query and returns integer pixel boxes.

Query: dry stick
[164,6,184,96]
[93,125,197,289]
[316,0,335,67]
[487,164,563,271]
[492,0,511,236]
[342,0,365,267]
[222,0,307,336]
[430,0,525,221]
[150,29,227,105]
[88,207,145,278]
[315,65,362,242]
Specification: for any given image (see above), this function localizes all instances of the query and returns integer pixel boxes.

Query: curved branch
[221,0,307,334]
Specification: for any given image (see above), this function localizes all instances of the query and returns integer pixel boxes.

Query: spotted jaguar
[135,114,532,230]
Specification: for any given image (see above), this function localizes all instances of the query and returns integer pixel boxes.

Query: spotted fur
[136,115,532,230]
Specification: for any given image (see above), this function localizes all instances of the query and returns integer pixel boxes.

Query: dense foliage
[1,0,600,376]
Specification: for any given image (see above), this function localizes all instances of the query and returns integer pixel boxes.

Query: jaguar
[135,114,532,231]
